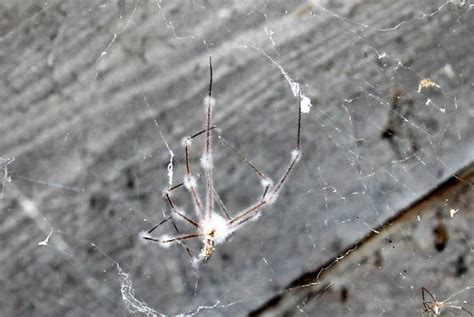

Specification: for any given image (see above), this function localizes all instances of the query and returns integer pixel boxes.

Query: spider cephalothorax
[421,286,474,316]
[142,57,303,263]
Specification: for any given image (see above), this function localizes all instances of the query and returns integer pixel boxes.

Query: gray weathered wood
[1,1,473,316]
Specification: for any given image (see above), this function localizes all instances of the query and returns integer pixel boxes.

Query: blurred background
[1,1,473,316]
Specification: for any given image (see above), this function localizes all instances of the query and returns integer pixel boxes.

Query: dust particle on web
[417,78,440,93]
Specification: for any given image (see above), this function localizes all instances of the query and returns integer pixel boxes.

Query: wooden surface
[1,1,473,316]
[252,163,474,316]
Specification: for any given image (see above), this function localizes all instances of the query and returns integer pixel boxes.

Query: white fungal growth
[175,207,187,216]
[250,213,261,222]
[260,178,274,188]
[450,208,459,218]
[300,95,312,113]
[202,213,230,244]
[183,175,197,189]
[158,234,173,248]
[192,257,201,270]
[161,188,170,197]
[138,231,151,244]
[200,154,213,169]
[263,192,279,205]
[291,149,301,161]
[203,96,216,109]
[174,208,190,221]
[182,137,192,147]
[20,198,36,213]
[166,149,174,187]
[231,213,262,233]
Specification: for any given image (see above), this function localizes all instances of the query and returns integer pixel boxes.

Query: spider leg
[270,92,302,196]
[261,185,270,199]
[143,232,202,244]
[228,200,268,227]
[270,148,301,196]
[147,185,199,232]
[422,287,438,302]
[147,215,173,234]
[212,130,274,218]
[182,126,232,220]
[445,300,474,317]
[216,134,273,187]
[164,190,199,228]
[203,56,215,219]
[213,187,231,219]
[422,302,433,315]
[183,137,205,218]
[447,306,473,317]
[188,126,217,139]
[184,121,276,222]
[422,301,435,315]
[146,185,198,257]
[197,126,274,192]
[444,286,474,303]
[168,218,194,257]
[182,129,220,220]
[163,232,203,243]
[228,93,303,228]
[461,307,474,317]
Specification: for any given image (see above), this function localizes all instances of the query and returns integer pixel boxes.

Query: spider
[142,57,302,262]
[422,286,473,316]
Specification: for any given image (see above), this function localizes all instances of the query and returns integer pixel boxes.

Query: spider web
[1,0,474,316]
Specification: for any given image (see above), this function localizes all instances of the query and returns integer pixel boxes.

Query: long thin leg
[422,287,439,315]
[189,126,274,190]
[189,126,217,139]
[228,200,268,227]
[181,129,220,219]
[147,184,200,233]
[169,218,194,257]
[217,135,273,186]
[444,286,474,303]
[164,192,200,228]
[183,138,205,218]
[203,56,215,219]
[213,187,231,219]
[143,232,202,243]
[270,92,302,196]
[261,185,270,199]
[147,184,198,257]
[444,300,474,316]
[181,127,233,220]
[423,302,431,315]
[182,126,272,220]
[147,215,172,234]
[270,150,300,195]
[150,183,201,228]
[422,302,434,315]
[446,306,473,317]
[460,307,473,317]
[422,287,437,302]
[228,93,303,228]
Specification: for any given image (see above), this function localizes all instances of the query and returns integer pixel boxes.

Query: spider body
[422,286,473,316]
[143,57,303,262]
[202,239,214,261]
[200,213,228,260]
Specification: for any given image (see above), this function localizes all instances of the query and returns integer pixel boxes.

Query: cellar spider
[422,286,474,316]
[142,57,302,261]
